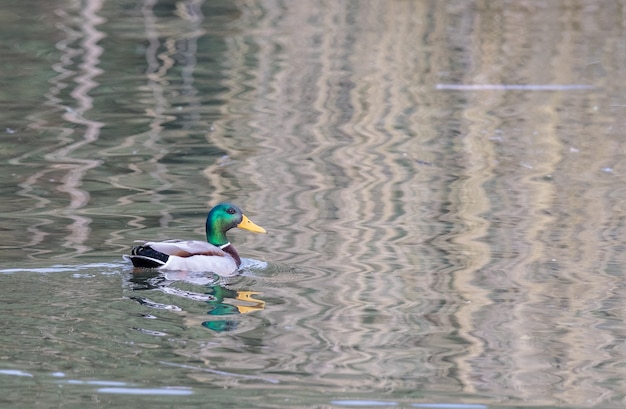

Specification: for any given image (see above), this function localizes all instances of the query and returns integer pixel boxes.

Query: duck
[127,203,266,276]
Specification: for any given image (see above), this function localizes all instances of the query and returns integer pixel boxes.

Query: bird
[127,203,267,276]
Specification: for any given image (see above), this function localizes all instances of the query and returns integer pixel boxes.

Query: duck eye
[227,208,236,215]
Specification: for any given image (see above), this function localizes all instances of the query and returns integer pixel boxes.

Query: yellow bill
[237,214,267,234]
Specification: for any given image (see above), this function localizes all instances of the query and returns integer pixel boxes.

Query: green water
[1,0,626,408]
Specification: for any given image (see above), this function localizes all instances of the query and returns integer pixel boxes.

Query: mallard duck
[127,203,266,276]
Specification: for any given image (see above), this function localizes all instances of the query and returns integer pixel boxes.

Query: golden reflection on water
[2,0,626,407]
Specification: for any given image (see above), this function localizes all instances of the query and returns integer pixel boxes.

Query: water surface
[1,1,626,408]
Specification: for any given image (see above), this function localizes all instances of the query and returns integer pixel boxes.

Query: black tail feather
[129,245,169,268]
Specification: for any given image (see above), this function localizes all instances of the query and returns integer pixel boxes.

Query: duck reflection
[125,269,265,332]
[203,286,265,331]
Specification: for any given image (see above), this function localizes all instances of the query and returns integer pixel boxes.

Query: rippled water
[2,0,626,408]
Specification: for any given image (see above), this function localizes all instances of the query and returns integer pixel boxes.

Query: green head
[205,203,266,246]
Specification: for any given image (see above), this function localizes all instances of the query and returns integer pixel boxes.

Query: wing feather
[144,240,227,258]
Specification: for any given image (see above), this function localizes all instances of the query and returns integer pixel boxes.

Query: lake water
[2,1,626,408]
